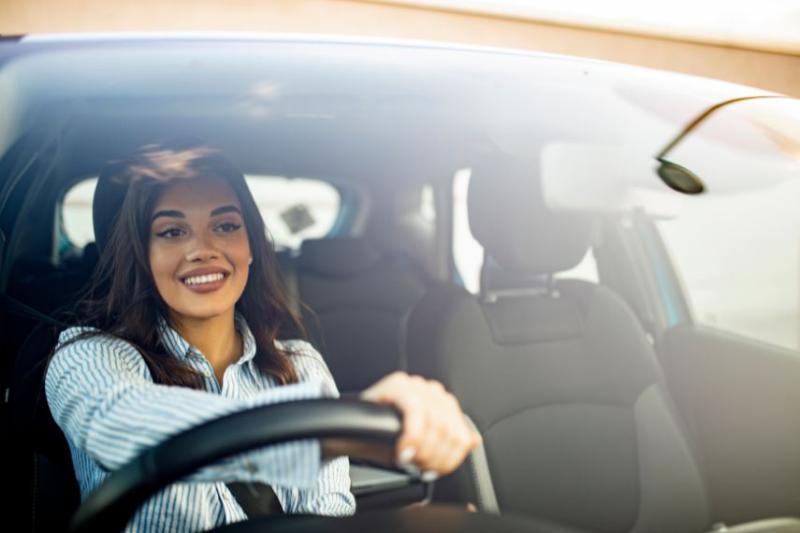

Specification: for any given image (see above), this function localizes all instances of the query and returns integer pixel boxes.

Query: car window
[60,175,342,254]
[651,97,800,351]
[657,180,800,351]
[452,168,597,294]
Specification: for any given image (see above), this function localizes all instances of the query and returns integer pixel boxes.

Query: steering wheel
[68,398,404,532]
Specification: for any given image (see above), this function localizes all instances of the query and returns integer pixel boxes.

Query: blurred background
[1,0,799,97]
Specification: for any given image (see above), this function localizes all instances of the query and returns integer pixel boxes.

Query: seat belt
[226,482,285,516]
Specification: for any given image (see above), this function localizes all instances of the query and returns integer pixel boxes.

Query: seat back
[8,322,81,532]
[407,160,710,532]
[5,219,102,532]
[295,238,428,393]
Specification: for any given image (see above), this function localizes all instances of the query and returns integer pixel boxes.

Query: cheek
[231,234,252,268]
[149,244,180,289]
[229,237,251,288]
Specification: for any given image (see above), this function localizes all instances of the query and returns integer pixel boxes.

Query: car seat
[406,158,711,532]
[294,237,429,393]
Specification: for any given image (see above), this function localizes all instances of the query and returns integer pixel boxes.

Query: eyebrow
[151,205,242,222]
[210,205,242,217]
[152,209,184,221]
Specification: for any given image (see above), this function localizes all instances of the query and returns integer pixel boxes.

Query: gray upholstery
[295,238,428,393]
[406,163,710,532]
[297,238,382,278]
[467,159,591,275]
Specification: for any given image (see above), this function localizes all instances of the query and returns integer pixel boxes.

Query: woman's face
[148,176,251,323]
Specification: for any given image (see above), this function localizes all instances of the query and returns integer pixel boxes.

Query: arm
[273,341,356,515]
[45,330,330,488]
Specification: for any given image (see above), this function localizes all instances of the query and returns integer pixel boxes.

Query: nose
[185,232,220,263]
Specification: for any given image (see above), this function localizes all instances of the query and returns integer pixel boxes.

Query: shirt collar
[157,312,257,364]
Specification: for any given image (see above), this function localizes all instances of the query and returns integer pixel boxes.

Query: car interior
[2,38,800,533]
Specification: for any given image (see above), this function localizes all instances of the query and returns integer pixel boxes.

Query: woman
[45,140,480,531]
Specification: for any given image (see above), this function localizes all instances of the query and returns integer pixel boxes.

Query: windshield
[537,96,800,348]
[4,37,800,532]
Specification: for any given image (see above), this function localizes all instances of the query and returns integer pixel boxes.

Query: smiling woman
[41,138,479,531]
[75,139,304,388]
[149,177,254,382]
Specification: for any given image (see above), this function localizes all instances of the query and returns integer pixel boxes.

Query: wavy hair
[55,140,304,387]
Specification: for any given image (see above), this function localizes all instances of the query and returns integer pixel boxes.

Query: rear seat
[288,238,429,393]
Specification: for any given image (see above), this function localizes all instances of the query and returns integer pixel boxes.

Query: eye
[155,227,185,239]
[215,221,242,233]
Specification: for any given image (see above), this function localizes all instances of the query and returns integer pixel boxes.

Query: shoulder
[276,339,327,370]
[276,339,339,394]
[55,326,138,354]
[277,338,322,359]
[49,326,149,378]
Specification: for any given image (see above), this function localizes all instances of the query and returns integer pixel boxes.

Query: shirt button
[245,461,258,474]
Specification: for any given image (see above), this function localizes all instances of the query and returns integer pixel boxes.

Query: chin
[171,302,237,322]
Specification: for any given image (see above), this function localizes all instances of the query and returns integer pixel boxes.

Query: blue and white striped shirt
[45,314,355,532]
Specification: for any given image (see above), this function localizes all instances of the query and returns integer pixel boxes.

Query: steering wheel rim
[69,398,403,533]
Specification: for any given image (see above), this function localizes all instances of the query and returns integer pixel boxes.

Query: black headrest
[298,238,382,278]
[467,158,591,276]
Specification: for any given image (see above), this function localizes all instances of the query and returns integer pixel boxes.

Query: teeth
[184,273,225,286]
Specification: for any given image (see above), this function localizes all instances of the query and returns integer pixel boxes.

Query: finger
[414,384,462,473]
[436,395,477,473]
[394,394,427,464]
[410,404,440,472]
[425,424,458,475]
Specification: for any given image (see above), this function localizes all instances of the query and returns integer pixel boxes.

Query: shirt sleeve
[273,340,356,515]
[45,330,331,489]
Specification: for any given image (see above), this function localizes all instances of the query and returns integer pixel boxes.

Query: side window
[452,168,597,294]
[60,175,342,253]
[657,181,800,351]
[245,176,341,250]
[62,179,96,250]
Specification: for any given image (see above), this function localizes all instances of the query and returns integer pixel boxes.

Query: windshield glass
[5,37,800,532]
[538,96,800,349]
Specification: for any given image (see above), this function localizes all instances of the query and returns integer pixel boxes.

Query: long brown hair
[55,140,303,387]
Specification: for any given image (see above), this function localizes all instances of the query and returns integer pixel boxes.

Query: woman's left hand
[360,371,481,479]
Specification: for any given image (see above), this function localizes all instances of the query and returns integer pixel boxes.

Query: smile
[183,272,226,286]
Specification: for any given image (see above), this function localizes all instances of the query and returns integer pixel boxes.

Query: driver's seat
[7,319,81,532]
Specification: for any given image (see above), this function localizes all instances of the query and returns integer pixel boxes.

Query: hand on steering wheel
[69,393,479,533]
[360,372,482,480]
[69,374,479,533]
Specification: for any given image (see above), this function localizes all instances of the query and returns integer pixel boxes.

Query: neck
[169,308,242,383]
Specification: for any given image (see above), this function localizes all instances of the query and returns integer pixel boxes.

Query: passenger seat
[406,160,711,532]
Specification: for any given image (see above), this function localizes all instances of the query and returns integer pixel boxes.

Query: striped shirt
[45,314,355,532]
